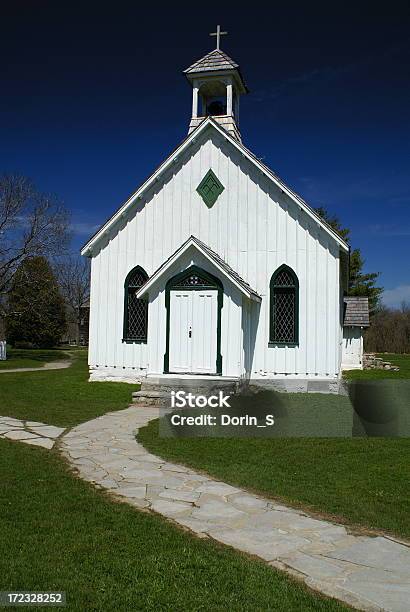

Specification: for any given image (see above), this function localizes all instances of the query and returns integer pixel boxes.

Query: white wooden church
[82,30,369,384]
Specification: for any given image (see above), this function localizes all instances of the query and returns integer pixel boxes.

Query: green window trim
[269,265,299,346]
[164,265,223,374]
[122,266,148,343]
[196,169,224,207]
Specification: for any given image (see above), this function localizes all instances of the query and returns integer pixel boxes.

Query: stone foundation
[247,379,348,395]
[89,366,146,384]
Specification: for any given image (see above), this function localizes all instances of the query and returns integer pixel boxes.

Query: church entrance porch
[164,266,223,375]
[134,236,262,380]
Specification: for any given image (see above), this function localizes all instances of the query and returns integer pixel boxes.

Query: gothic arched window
[269,265,299,345]
[123,266,148,342]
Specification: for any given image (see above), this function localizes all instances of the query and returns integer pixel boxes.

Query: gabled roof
[183,48,248,93]
[343,296,370,327]
[136,235,261,302]
[81,117,349,255]
[184,49,239,74]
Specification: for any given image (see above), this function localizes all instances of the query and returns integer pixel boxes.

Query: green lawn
[139,419,410,540]
[0,351,135,427]
[344,353,410,380]
[0,439,347,612]
[0,351,406,609]
[0,347,67,370]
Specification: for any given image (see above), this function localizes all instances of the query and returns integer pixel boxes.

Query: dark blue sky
[1,2,409,306]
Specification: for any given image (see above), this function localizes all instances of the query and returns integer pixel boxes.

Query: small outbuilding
[341,297,370,370]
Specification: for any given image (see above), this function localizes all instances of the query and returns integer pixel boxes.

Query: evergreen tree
[315,207,383,312]
[6,256,67,347]
[348,249,383,311]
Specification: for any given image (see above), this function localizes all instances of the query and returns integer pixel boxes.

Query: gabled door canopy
[136,235,261,302]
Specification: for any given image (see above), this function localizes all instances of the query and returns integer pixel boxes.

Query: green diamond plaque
[196,169,224,207]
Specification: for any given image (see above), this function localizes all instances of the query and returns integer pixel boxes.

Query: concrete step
[140,378,239,395]
[140,385,238,395]
[132,390,170,407]
[133,381,241,406]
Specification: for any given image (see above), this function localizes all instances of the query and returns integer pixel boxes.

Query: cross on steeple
[210,25,227,51]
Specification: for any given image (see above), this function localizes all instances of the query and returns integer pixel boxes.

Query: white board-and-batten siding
[88,128,342,380]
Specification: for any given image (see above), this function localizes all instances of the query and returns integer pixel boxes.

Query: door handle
[188,327,192,338]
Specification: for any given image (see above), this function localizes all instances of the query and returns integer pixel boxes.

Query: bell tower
[184,26,248,142]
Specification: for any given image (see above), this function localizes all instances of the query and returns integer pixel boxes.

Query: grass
[344,353,410,380]
[0,351,405,609]
[0,350,135,427]
[139,417,410,540]
[0,347,67,370]
[0,439,348,611]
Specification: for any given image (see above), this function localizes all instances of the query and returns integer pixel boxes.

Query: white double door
[169,289,218,374]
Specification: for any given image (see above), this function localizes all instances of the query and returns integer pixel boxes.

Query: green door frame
[164,265,223,375]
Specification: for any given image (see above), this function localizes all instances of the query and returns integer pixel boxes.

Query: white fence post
[0,341,6,360]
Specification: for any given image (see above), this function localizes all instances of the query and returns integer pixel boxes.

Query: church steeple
[184,26,248,142]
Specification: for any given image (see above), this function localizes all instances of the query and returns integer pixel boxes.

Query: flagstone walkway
[0,416,65,448]
[58,405,410,612]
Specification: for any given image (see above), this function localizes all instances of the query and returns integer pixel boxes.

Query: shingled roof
[192,236,260,300]
[343,297,370,327]
[136,235,261,302]
[184,49,239,74]
[184,49,248,93]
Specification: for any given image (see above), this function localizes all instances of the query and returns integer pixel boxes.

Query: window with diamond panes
[196,169,224,208]
[123,267,148,341]
[270,266,299,344]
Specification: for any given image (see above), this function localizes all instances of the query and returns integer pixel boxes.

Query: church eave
[81,116,349,256]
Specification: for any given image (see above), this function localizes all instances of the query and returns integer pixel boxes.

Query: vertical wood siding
[89,129,342,378]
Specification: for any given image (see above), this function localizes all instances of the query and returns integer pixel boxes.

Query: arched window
[123,266,148,342]
[270,265,299,345]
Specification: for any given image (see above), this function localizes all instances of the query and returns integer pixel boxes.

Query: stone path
[59,406,410,612]
[0,416,65,448]
[0,359,71,374]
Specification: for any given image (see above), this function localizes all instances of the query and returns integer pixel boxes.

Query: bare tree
[56,256,90,345]
[365,303,410,353]
[0,174,71,306]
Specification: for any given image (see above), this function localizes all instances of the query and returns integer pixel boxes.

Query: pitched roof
[184,49,239,74]
[192,236,260,299]
[183,49,248,93]
[343,296,370,327]
[136,235,261,302]
[81,117,349,255]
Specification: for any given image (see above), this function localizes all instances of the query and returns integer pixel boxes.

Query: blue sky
[1,2,409,307]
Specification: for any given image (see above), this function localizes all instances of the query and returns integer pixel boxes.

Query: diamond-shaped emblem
[196,169,224,207]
